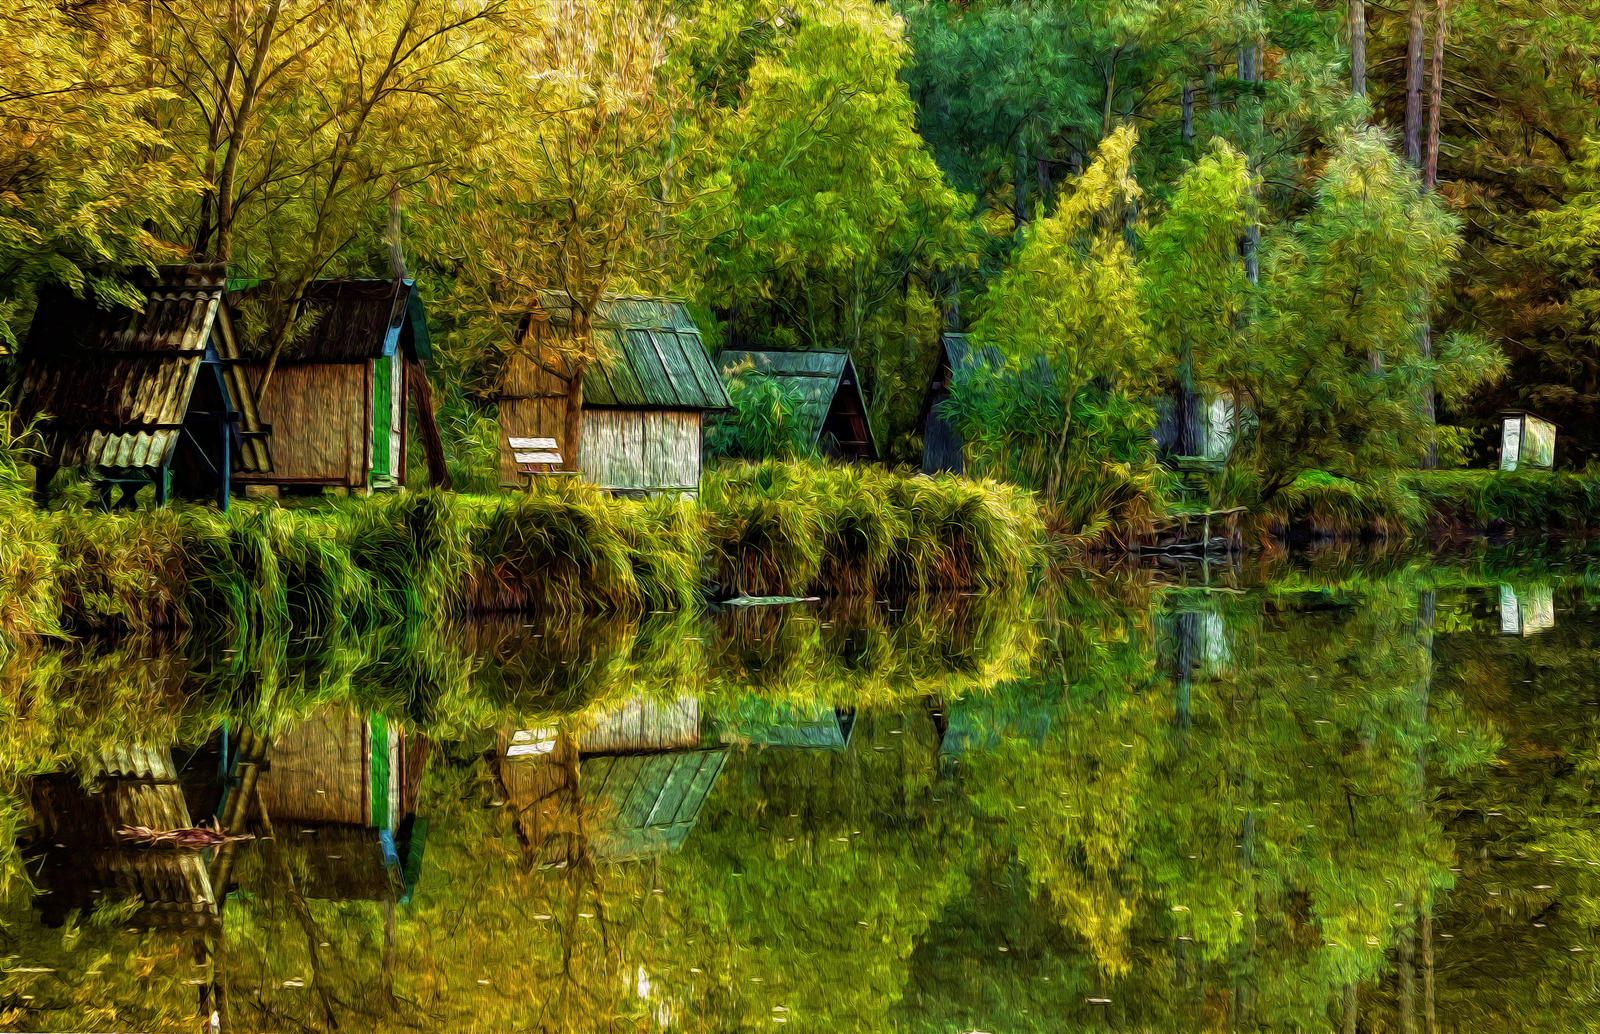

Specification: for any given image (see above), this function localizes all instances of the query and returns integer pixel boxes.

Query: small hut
[920,332,1001,475]
[13,265,269,509]
[1500,410,1557,471]
[230,278,448,494]
[717,348,879,462]
[246,709,429,902]
[495,295,730,497]
[28,745,219,933]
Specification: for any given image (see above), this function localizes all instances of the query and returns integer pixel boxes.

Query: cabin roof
[14,264,269,473]
[230,278,432,363]
[716,347,878,454]
[529,295,729,411]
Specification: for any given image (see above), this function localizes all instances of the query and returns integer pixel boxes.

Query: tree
[139,0,515,407]
[1141,141,1254,459]
[948,126,1164,528]
[0,2,190,347]
[1240,127,1501,497]
[680,0,972,458]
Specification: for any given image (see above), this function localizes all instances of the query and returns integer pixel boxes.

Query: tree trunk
[387,184,407,279]
[1422,911,1436,1034]
[1013,137,1030,229]
[1404,0,1427,169]
[1425,0,1448,190]
[1350,1,1367,98]
[1036,158,1052,214]
[1343,982,1358,1034]
[1182,80,1195,144]
[212,0,283,262]
[564,363,585,475]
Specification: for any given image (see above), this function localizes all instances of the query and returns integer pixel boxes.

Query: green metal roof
[576,297,729,411]
[716,348,876,453]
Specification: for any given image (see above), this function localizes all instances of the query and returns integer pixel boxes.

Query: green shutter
[371,356,392,483]
[369,712,390,829]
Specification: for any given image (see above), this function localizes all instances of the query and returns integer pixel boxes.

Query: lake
[3,546,1598,1032]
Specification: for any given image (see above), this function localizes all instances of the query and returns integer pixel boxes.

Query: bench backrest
[509,436,563,468]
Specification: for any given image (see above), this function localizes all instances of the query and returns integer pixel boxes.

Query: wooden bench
[509,436,578,488]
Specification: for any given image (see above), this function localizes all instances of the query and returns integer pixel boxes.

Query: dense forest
[1,0,1597,530]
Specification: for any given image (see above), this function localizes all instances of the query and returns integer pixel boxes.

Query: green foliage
[704,369,813,461]
[1241,127,1503,495]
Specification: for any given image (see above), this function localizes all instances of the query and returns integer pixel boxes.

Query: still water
[3,552,1599,1032]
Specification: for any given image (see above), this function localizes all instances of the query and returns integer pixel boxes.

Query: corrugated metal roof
[15,265,270,473]
[716,348,868,448]
[529,295,729,411]
[229,278,431,362]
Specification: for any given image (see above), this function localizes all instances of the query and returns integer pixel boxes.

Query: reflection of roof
[939,689,1056,756]
[230,278,432,362]
[717,348,875,452]
[585,750,727,860]
[708,700,856,751]
[531,295,729,410]
[28,745,218,932]
[15,264,269,472]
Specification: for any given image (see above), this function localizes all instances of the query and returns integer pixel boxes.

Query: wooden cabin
[920,332,1001,475]
[717,348,879,462]
[28,745,219,932]
[495,295,731,498]
[245,708,430,902]
[13,264,270,510]
[497,695,727,865]
[230,278,449,495]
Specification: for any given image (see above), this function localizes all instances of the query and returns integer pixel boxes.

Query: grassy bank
[1268,469,1600,541]
[0,462,1044,642]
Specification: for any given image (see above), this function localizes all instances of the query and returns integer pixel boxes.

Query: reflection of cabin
[231,279,448,494]
[494,296,730,497]
[708,700,857,751]
[247,709,429,902]
[1499,584,1556,636]
[921,332,1000,475]
[717,348,880,462]
[14,264,270,509]
[497,696,727,865]
[1500,410,1557,471]
[28,745,219,932]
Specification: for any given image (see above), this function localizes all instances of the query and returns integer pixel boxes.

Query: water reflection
[4,565,1600,1030]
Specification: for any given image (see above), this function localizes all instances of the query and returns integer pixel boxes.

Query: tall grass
[700,460,1044,598]
[0,463,1046,640]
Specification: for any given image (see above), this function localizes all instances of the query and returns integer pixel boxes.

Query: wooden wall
[497,355,705,496]
[237,362,371,487]
[256,708,369,826]
[496,353,569,487]
[580,408,703,497]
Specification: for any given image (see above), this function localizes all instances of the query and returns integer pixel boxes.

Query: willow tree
[1241,127,1502,498]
